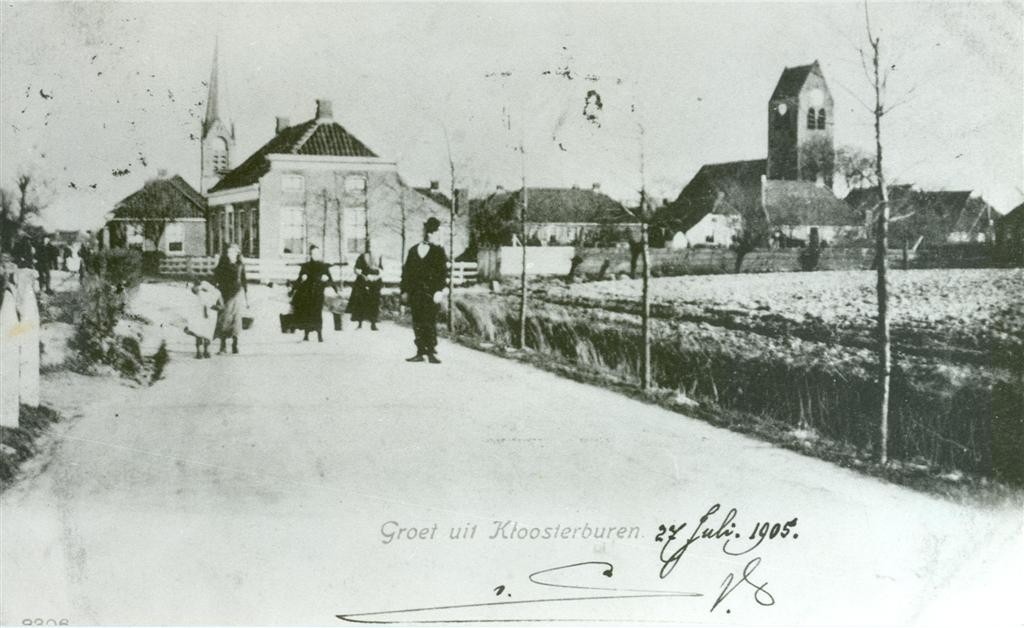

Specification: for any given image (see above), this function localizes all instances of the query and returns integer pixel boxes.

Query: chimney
[157,168,168,179]
[429,180,440,192]
[496,184,505,192]
[592,182,601,192]
[276,116,290,134]
[315,99,333,122]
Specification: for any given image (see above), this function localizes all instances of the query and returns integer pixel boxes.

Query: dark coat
[213,256,247,301]
[400,243,448,296]
[290,260,335,330]
[346,253,382,322]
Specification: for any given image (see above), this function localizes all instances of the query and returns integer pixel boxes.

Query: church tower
[200,40,235,195]
[766,60,834,187]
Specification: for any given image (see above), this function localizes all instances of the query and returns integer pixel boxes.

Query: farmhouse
[844,185,996,247]
[657,61,861,248]
[656,162,862,248]
[105,173,208,256]
[471,184,638,247]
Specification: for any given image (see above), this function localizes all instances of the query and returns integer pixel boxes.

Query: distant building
[471,184,639,247]
[995,203,1024,265]
[105,173,208,256]
[763,178,864,244]
[845,185,996,247]
[658,61,859,248]
[655,160,863,248]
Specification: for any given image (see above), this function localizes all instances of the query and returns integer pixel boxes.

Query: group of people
[286,242,384,342]
[186,243,248,358]
[186,216,450,363]
[11,234,90,294]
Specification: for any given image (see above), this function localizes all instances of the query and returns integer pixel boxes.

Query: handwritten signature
[337,558,777,622]
[711,557,776,613]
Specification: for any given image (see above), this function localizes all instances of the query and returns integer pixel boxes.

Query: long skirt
[216,293,244,338]
[346,277,382,322]
[292,286,325,332]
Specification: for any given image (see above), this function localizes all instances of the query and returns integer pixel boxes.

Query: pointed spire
[203,38,229,137]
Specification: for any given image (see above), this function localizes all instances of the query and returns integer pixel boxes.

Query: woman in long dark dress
[213,243,248,354]
[290,245,338,342]
[345,248,383,330]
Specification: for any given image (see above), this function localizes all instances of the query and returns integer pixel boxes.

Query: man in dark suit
[400,217,448,363]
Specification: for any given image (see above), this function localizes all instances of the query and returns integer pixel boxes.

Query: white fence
[1,268,41,429]
[160,256,478,286]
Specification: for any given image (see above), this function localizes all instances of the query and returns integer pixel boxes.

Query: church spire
[200,37,235,195]
[203,38,229,138]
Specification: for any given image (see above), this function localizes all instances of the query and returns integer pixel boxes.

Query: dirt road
[1,283,1020,626]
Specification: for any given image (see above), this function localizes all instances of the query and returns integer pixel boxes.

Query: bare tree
[1,170,50,252]
[862,1,892,463]
[835,145,879,190]
[518,141,528,350]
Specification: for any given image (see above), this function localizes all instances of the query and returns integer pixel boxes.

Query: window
[281,175,305,194]
[244,209,260,257]
[806,108,816,130]
[211,137,229,173]
[209,209,221,254]
[344,206,367,254]
[235,208,246,250]
[816,108,826,130]
[126,223,145,248]
[165,222,184,253]
[280,207,306,255]
[344,176,367,193]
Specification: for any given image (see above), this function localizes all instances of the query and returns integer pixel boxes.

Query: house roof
[474,187,635,224]
[999,203,1024,228]
[656,159,766,233]
[771,61,818,100]
[845,185,993,244]
[763,179,860,226]
[112,175,207,220]
[210,118,378,193]
[414,187,452,209]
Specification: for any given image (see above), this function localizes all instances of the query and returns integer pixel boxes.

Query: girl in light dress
[185,279,222,359]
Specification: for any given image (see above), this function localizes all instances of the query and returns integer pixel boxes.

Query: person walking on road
[35,236,58,294]
[346,246,383,330]
[185,279,221,359]
[400,217,448,363]
[213,243,248,354]
[289,244,338,342]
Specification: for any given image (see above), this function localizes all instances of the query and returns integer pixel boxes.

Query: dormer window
[816,108,827,130]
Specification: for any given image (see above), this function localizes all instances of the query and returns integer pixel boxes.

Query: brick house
[204,99,467,271]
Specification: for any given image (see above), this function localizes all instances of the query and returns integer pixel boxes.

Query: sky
[2,1,1022,232]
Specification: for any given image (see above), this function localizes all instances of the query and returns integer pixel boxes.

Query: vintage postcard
[1,1,1022,626]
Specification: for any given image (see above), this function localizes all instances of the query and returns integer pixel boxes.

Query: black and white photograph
[1,1,1022,626]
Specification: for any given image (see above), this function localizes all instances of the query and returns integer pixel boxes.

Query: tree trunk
[447,181,456,333]
[872,36,891,464]
[518,184,528,350]
[640,220,651,390]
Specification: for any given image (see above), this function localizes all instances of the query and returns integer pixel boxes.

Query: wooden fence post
[1,285,20,427]
[16,269,40,408]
